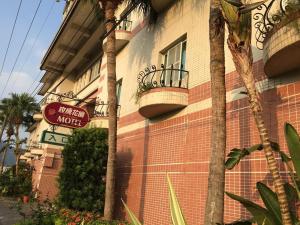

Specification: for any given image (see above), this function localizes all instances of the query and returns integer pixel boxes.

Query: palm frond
[221,0,251,46]
[125,0,157,24]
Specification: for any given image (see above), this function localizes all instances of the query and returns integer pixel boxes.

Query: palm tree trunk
[15,154,21,176]
[15,124,21,176]
[0,137,10,174]
[103,0,117,220]
[204,1,226,224]
[0,116,8,142]
[227,36,292,225]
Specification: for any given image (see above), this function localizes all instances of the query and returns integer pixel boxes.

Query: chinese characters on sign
[43,102,90,128]
[41,130,70,146]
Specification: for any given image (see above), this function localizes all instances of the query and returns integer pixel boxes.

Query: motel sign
[43,102,90,128]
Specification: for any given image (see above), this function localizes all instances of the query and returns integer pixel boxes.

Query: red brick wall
[37,157,62,201]
[115,61,300,224]
[32,148,63,201]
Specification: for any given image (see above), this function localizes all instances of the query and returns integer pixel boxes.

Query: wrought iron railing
[39,91,75,107]
[93,98,121,118]
[137,64,189,94]
[116,19,133,32]
[254,0,300,49]
[27,141,42,150]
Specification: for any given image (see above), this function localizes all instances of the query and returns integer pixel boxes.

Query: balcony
[254,1,300,77]
[20,152,32,161]
[85,101,121,128]
[30,149,44,156]
[33,113,43,121]
[28,141,44,156]
[86,117,109,129]
[137,65,189,118]
[103,20,132,53]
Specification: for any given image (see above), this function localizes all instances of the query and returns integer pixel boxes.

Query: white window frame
[162,39,187,86]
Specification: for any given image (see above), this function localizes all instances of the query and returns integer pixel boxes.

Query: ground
[0,197,31,225]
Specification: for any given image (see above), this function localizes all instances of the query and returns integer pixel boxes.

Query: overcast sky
[0,0,65,99]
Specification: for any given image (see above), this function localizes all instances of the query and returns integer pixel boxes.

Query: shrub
[0,162,32,197]
[58,128,108,212]
[59,208,129,225]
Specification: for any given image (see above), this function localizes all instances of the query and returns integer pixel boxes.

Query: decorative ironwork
[27,141,42,150]
[49,125,57,132]
[40,91,75,106]
[137,64,189,93]
[94,98,121,118]
[116,20,132,32]
[254,0,289,49]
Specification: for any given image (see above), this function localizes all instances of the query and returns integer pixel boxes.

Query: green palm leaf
[256,182,282,225]
[122,199,142,225]
[226,192,280,225]
[167,174,187,225]
[221,0,251,45]
[225,144,263,170]
[285,123,300,178]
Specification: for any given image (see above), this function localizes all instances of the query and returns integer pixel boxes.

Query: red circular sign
[43,102,90,128]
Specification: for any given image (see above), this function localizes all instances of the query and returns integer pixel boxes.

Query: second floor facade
[26,0,300,153]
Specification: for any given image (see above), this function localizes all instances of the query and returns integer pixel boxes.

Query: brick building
[24,0,300,224]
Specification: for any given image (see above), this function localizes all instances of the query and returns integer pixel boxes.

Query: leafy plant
[134,83,153,103]
[225,123,300,225]
[0,162,33,197]
[13,198,58,225]
[13,200,130,225]
[58,128,108,212]
[122,174,188,225]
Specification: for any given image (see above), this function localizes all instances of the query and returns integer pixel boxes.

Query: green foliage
[225,142,288,170]
[58,128,108,212]
[225,192,280,225]
[221,0,267,47]
[285,123,300,180]
[167,174,187,225]
[0,162,32,196]
[225,144,263,169]
[134,83,153,103]
[122,200,142,225]
[13,200,129,225]
[1,93,40,127]
[123,174,187,225]
[225,123,300,225]
[256,182,282,224]
[59,208,130,225]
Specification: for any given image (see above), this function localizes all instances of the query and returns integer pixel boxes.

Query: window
[116,78,122,105]
[73,60,101,94]
[118,9,132,31]
[90,60,100,81]
[85,100,96,118]
[162,40,187,87]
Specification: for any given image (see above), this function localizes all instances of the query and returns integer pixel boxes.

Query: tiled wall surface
[115,59,300,224]
[31,0,300,223]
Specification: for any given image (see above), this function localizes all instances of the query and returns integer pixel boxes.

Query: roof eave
[40,0,80,70]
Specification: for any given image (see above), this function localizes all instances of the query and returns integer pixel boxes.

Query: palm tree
[0,97,14,142]
[82,0,156,219]
[8,93,39,176]
[204,0,226,224]
[0,124,14,174]
[102,0,155,219]
[221,1,292,224]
